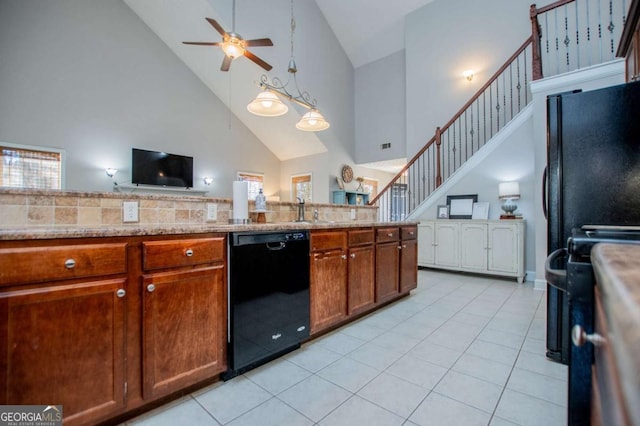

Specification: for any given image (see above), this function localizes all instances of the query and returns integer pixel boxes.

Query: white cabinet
[418,220,525,283]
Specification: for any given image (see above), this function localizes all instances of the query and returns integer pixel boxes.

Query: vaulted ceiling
[124,0,433,166]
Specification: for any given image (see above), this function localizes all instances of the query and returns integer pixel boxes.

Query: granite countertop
[591,243,640,425]
[0,221,417,240]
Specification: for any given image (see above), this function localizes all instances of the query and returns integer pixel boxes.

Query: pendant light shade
[295,109,330,132]
[247,91,289,116]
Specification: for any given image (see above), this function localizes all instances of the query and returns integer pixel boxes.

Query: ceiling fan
[182,1,273,72]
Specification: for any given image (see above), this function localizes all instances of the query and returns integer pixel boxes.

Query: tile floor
[127,269,568,426]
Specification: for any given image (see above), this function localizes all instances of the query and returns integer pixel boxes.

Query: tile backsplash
[0,189,378,228]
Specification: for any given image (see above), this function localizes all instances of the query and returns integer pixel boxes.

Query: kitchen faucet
[296,197,305,222]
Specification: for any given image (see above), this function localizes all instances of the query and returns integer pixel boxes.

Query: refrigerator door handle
[545,248,568,291]
[542,166,548,220]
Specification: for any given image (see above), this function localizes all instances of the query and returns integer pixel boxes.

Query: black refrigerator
[545,81,640,364]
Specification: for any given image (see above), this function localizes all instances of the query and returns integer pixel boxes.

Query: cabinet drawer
[376,227,399,243]
[311,231,347,252]
[401,227,417,240]
[348,229,374,246]
[143,237,225,271]
[0,243,127,286]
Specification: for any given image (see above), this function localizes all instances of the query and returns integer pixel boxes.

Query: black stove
[545,226,640,425]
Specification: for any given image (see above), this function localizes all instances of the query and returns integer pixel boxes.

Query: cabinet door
[0,279,126,426]
[348,245,375,315]
[460,223,487,271]
[488,223,518,273]
[376,242,400,303]
[142,266,226,399]
[310,249,347,333]
[400,238,418,293]
[435,223,459,267]
[418,223,435,266]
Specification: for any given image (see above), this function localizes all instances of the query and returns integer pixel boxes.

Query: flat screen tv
[132,148,193,188]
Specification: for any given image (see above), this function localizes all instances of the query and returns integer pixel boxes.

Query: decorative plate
[341,165,353,183]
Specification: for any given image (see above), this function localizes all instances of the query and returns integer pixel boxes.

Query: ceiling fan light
[296,109,330,132]
[221,36,245,58]
[247,91,288,116]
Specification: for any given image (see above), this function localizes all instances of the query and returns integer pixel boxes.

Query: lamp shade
[247,91,289,117]
[295,109,330,132]
[498,182,520,199]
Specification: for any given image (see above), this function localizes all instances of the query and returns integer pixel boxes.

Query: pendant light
[246,0,330,131]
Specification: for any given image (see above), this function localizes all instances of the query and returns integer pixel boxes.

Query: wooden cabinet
[0,242,128,426]
[141,236,227,400]
[375,227,400,303]
[399,226,418,293]
[419,220,525,283]
[310,231,348,333]
[347,229,375,315]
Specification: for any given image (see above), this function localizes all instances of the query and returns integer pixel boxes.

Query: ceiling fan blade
[245,38,273,47]
[220,55,232,72]
[244,50,272,71]
[205,18,227,37]
[182,41,222,46]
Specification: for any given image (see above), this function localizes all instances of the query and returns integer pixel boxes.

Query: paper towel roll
[232,181,249,220]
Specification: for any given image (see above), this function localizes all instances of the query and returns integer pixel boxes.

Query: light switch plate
[350,209,356,220]
[123,201,139,223]
[206,203,218,221]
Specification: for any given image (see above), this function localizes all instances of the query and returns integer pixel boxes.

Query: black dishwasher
[223,230,310,379]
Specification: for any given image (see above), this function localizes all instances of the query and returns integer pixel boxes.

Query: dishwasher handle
[266,241,286,251]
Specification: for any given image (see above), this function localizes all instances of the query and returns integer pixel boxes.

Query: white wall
[404,0,538,159]
[0,0,281,196]
[355,50,406,164]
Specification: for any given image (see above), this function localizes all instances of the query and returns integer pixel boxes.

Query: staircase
[370,0,627,221]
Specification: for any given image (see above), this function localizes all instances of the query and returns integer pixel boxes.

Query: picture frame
[472,201,490,220]
[437,205,449,219]
[447,194,478,219]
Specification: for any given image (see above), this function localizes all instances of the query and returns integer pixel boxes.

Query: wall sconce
[498,181,520,217]
[203,177,213,186]
[105,168,118,178]
[463,70,474,82]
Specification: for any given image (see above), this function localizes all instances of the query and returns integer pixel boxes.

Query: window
[237,171,264,200]
[0,144,63,189]
[291,173,312,202]
[362,177,378,199]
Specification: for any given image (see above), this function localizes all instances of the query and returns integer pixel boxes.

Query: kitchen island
[0,188,417,426]
[590,243,640,426]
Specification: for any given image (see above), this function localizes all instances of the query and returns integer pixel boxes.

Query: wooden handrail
[368,37,533,207]
[369,135,436,205]
[441,37,533,133]
[532,0,575,16]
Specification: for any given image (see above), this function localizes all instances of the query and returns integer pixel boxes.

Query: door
[460,223,487,271]
[435,223,459,267]
[400,238,418,293]
[418,223,435,266]
[310,249,347,333]
[348,245,375,315]
[142,266,226,399]
[488,223,518,273]
[0,279,126,426]
[376,242,400,303]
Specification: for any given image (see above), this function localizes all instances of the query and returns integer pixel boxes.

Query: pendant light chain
[290,0,296,58]
[232,0,236,32]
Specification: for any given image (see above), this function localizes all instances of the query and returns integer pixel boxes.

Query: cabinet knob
[571,325,605,347]
[147,284,156,293]
[350,253,356,259]
[409,231,415,236]
[116,289,126,298]
[398,246,402,250]
[341,254,347,260]
[64,258,76,269]
[402,244,407,248]
[388,233,393,237]
[185,249,194,257]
